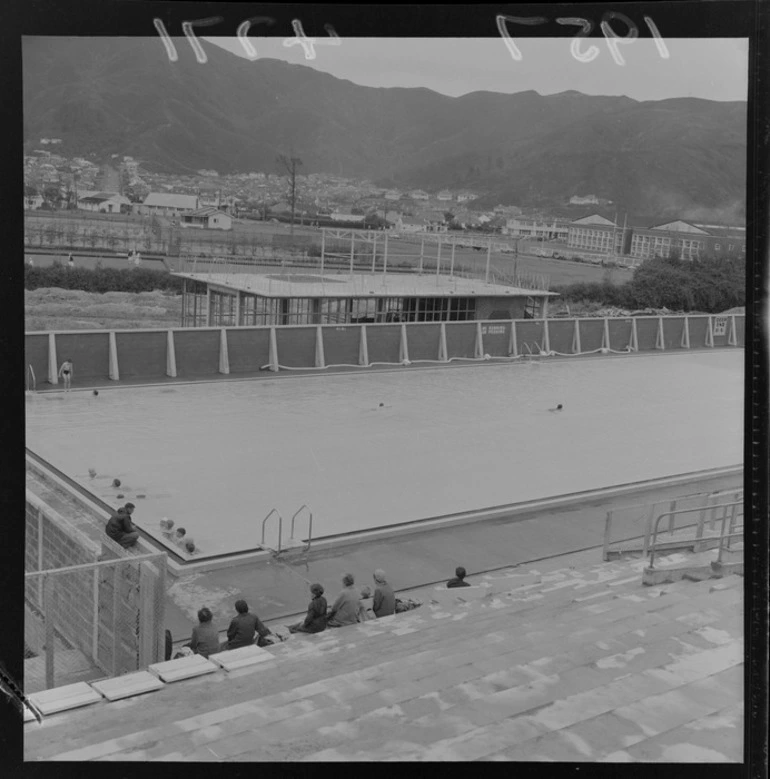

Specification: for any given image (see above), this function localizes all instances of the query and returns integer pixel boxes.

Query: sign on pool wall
[713,316,728,336]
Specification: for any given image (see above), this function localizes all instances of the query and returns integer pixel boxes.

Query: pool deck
[163,469,742,642]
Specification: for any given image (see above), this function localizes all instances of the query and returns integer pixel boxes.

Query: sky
[205,37,748,102]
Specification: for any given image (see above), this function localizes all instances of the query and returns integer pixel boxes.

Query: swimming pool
[25,351,743,558]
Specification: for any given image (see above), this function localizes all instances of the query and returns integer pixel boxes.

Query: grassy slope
[25,288,182,331]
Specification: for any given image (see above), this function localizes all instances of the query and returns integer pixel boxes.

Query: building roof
[182,207,230,218]
[650,220,709,235]
[570,214,617,227]
[143,192,199,209]
[172,271,557,300]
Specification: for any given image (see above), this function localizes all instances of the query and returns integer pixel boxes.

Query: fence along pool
[25,314,744,386]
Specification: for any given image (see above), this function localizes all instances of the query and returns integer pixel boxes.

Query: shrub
[24,264,183,294]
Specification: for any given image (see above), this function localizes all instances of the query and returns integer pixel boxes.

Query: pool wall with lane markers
[25,314,745,387]
[25,350,743,564]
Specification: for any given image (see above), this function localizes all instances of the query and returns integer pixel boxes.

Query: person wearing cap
[288,583,328,634]
[105,506,139,548]
[446,566,471,588]
[372,569,396,618]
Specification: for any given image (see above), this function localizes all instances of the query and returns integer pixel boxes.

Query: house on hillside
[77,192,132,214]
[456,192,477,203]
[24,193,44,210]
[409,190,430,201]
[436,190,453,202]
[384,190,402,201]
[180,207,233,230]
[141,192,200,216]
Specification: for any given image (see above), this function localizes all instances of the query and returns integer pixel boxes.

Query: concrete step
[24,558,744,763]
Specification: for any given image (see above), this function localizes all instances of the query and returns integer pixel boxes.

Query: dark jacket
[446,577,471,588]
[301,595,328,633]
[190,622,220,658]
[226,612,270,650]
[373,582,396,617]
[106,512,135,540]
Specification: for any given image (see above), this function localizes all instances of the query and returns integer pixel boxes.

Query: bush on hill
[553,255,745,314]
[24,262,183,294]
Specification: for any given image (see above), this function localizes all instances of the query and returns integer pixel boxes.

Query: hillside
[23,37,746,218]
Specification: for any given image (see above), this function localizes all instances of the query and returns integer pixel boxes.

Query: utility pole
[277,154,303,239]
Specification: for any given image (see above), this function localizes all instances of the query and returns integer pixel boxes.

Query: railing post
[630,318,639,352]
[320,230,325,275]
[509,320,518,357]
[315,326,325,368]
[474,322,484,359]
[655,316,665,350]
[112,564,120,676]
[399,324,410,364]
[108,331,120,381]
[48,332,58,385]
[268,326,279,372]
[681,316,691,349]
[642,503,656,558]
[572,319,581,354]
[92,567,99,660]
[542,318,550,355]
[218,328,230,374]
[359,324,369,366]
[166,330,177,378]
[668,500,677,536]
[706,316,714,347]
[728,315,738,346]
[44,575,55,690]
[603,510,613,561]
[438,322,448,362]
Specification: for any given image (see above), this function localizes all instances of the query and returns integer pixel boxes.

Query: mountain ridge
[22,37,746,219]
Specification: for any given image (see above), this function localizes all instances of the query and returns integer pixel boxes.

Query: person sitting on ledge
[357,585,374,622]
[105,506,139,548]
[372,569,396,618]
[222,599,273,651]
[189,607,220,659]
[288,583,328,634]
[172,527,187,548]
[159,517,174,539]
[447,566,471,588]
[326,573,361,627]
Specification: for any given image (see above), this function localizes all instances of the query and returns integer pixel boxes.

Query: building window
[714,243,721,250]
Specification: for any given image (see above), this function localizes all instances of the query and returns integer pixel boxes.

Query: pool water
[25,351,744,557]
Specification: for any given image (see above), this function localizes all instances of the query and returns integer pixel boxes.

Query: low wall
[25,314,745,386]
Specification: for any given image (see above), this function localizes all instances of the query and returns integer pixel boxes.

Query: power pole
[277,154,303,239]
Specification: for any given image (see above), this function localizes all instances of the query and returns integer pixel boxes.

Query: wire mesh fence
[25,496,167,694]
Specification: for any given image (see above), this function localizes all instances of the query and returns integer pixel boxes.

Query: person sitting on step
[372,569,396,618]
[222,599,273,651]
[326,573,361,627]
[189,607,220,658]
[288,583,328,634]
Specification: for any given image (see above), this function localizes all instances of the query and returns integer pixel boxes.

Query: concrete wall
[24,315,745,386]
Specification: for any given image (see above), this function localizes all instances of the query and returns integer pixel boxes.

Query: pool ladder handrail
[290,504,313,553]
[261,508,283,553]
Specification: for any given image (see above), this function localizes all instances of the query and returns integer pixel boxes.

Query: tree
[276,154,303,238]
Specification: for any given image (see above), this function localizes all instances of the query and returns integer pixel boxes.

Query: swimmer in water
[548,404,563,412]
[58,358,73,392]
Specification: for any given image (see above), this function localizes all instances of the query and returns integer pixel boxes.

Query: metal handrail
[290,504,314,553]
[602,487,743,561]
[261,508,283,552]
[648,501,743,568]
[716,503,743,564]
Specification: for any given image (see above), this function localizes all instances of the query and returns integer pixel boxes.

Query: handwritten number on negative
[498,13,666,64]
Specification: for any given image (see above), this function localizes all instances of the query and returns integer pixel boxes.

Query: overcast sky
[205,37,748,102]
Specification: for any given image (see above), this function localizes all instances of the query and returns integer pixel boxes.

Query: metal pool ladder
[261,505,314,554]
